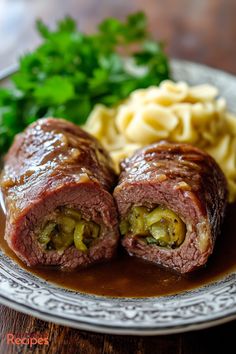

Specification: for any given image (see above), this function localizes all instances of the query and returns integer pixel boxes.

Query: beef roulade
[1,118,119,270]
[114,141,228,273]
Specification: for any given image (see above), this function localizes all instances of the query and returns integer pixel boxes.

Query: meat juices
[0,118,119,270]
[114,141,228,273]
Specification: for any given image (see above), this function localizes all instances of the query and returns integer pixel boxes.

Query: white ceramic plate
[0,59,236,335]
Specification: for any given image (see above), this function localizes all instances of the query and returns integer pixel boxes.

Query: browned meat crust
[1,118,119,270]
[114,141,228,273]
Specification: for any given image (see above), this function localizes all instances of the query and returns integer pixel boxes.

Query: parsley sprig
[0,12,170,154]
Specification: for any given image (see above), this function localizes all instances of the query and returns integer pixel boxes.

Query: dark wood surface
[0,306,235,354]
[0,0,236,353]
[0,304,235,354]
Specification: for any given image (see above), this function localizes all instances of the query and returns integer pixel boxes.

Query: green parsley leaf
[34,76,75,104]
[0,12,170,155]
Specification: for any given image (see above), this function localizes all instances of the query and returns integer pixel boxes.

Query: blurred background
[0,0,235,73]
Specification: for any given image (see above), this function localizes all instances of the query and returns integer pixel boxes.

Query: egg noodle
[84,80,236,202]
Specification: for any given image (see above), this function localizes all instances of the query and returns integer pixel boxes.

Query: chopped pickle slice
[146,206,186,247]
[57,216,76,234]
[120,205,186,249]
[119,220,130,235]
[38,207,100,252]
[149,222,169,240]
[74,222,88,252]
[38,222,56,245]
[128,206,149,235]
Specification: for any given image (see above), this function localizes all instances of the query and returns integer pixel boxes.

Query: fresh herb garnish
[0,12,170,154]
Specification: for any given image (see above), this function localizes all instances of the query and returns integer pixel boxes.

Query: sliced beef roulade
[114,141,228,273]
[1,118,119,270]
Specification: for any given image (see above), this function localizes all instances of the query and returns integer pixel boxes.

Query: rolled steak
[1,118,119,270]
[114,141,228,273]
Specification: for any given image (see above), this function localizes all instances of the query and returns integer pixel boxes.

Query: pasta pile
[84,80,236,202]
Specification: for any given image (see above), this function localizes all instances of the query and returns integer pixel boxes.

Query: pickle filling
[38,207,100,252]
[119,206,186,249]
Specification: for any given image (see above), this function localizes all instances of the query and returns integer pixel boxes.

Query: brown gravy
[0,204,236,298]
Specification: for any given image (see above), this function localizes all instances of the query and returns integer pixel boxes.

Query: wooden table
[0,0,235,352]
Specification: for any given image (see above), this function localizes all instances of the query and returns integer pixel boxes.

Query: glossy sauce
[0,204,236,298]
